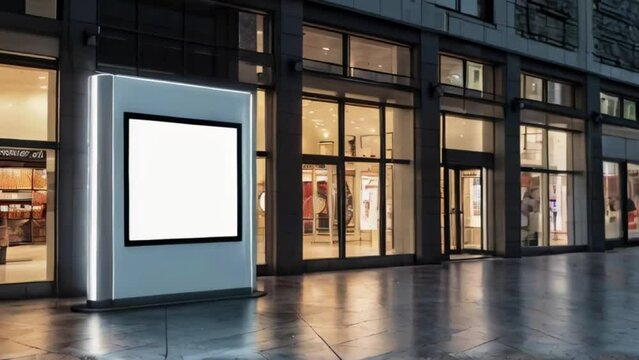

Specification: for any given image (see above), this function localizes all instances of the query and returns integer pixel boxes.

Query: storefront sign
[0,149,45,162]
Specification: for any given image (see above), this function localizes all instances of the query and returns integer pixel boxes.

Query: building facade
[0,0,638,299]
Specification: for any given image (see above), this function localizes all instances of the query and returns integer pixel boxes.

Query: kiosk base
[71,288,265,313]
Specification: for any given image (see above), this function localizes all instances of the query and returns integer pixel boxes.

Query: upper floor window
[435,0,493,21]
[600,92,637,121]
[439,55,495,95]
[0,0,56,19]
[98,1,272,85]
[521,74,574,108]
[302,25,411,86]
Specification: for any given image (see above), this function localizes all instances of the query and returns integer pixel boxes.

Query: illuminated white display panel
[125,113,240,245]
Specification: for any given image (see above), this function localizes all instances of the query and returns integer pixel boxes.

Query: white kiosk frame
[82,75,258,310]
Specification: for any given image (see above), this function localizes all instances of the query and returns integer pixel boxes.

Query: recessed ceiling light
[38,76,46,80]
[322,47,330,51]
[40,86,47,90]
[309,111,315,114]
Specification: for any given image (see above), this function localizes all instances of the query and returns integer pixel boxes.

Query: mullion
[379,106,386,256]
[338,100,346,259]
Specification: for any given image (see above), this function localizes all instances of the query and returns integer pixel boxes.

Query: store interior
[0,64,56,284]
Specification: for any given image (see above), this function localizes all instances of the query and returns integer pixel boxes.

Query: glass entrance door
[445,168,484,254]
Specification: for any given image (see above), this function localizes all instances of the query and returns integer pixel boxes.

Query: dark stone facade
[593,0,639,72]
[515,0,578,50]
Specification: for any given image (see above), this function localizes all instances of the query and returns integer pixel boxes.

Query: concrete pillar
[494,53,521,258]
[269,0,304,274]
[585,74,605,252]
[414,31,441,264]
[56,0,98,296]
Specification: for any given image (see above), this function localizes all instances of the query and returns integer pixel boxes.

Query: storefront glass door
[444,167,484,255]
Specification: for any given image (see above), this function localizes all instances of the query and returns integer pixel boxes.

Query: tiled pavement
[2,248,639,359]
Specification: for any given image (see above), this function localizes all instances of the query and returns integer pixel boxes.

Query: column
[494,53,521,258]
[414,31,441,264]
[269,0,304,274]
[584,74,605,251]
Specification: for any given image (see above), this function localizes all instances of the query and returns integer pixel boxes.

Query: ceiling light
[309,111,315,114]
[38,76,46,80]
[40,86,47,90]
[322,47,330,51]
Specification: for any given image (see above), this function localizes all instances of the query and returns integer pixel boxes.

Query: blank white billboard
[126,113,240,244]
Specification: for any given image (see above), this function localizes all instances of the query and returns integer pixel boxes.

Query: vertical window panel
[302,99,339,156]
[345,105,380,158]
[303,164,339,260]
[523,75,543,101]
[256,157,266,265]
[521,172,546,246]
[600,92,620,117]
[440,56,464,87]
[385,107,413,160]
[386,164,414,255]
[546,81,573,107]
[628,164,639,240]
[603,162,622,240]
[624,100,637,121]
[345,162,380,258]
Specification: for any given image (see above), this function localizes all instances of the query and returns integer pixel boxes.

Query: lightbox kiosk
[83,75,258,310]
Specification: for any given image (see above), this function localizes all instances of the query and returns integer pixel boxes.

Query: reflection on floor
[450,253,492,261]
[3,249,639,358]
[303,236,382,259]
[0,245,47,284]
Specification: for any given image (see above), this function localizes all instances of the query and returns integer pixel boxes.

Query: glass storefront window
[345,162,380,257]
[0,0,56,18]
[444,115,494,153]
[257,90,266,152]
[522,75,543,102]
[386,164,414,255]
[256,158,266,264]
[385,107,413,160]
[345,105,380,158]
[302,99,339,156]
[548,174,569,246]
[0,148,55,284]
[603,162,622,240]
[521,172,546,247]
[302,26,343,74]
[440,56,464,87]
[520,126,545,168]
[303,164,339,260]
[548,130,572,171]
[624,100,637,121]
[600,93,620,117]
[349,36,411,78]
[628,164,639,240]
[0,64,57,141]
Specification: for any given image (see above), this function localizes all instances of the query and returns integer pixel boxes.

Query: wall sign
[124,112,241,246]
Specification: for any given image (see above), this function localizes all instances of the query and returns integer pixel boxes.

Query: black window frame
[438,53,498,100]
[600,91,638,122]
[302,24,413,86]
[520,73,576,109]
[301,93,413,260]
[434,0,494,23]
[97,0,273,85]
